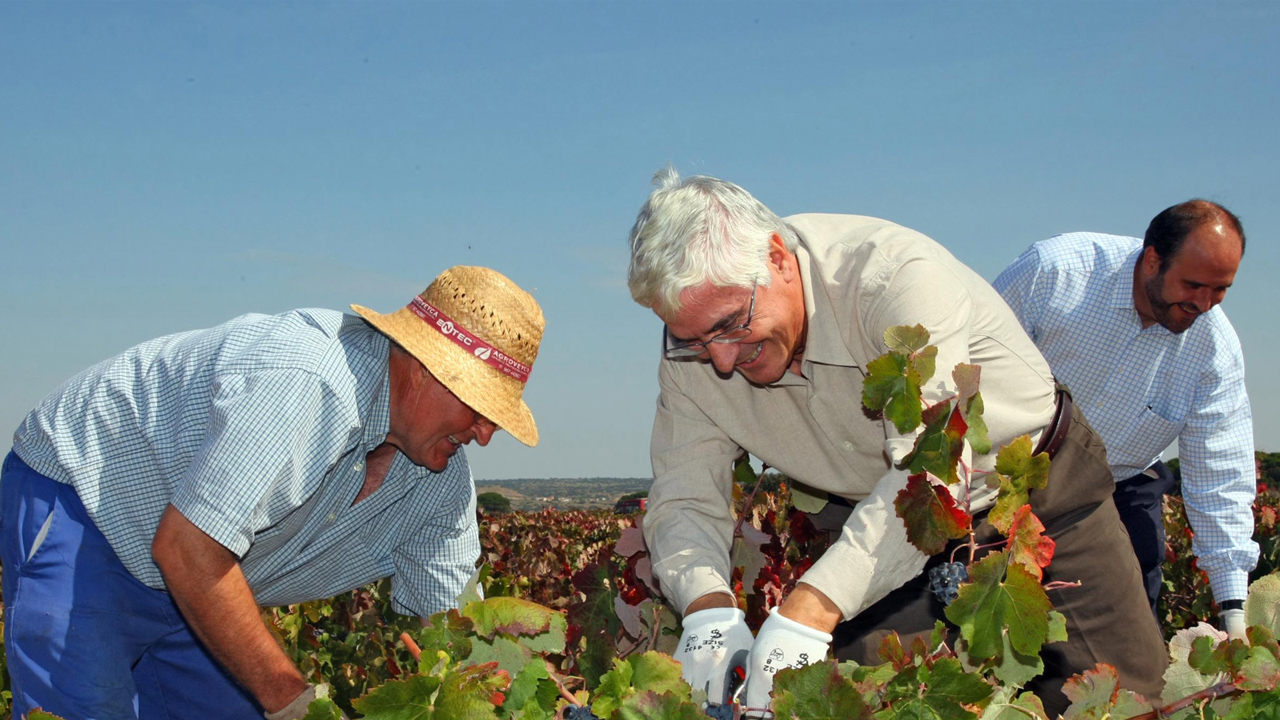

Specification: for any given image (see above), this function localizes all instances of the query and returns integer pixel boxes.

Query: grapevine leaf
[881,657,992,720]
[946,551,1052,661]
[455,564,485,608]
[790,481,830,514]
[431,663,507,720]
[990,630,1045,687]
[353,674,443,719]
[878,631,908,668]
[884,324,932,355]
[962,391,992,456]
[1238,646,1280,692]
[901,400,965,484]
[1060,664,1155,720]
[989,436,1051,535]
[467,636,532,677]
[1247,572,1280,637]
[863,351,924,434]
[1162,623,1231,705]
[1047,611,1068,644]
[979,687,1050,720]
[1005,506,1056,581]
[615,691,706,720]
[416,609,476,664]
[614,594,645,638]
[516,612,567,655]
[952,363,981,403]
[591,657,635,718]
[303,697,346,720]
[734,454,758,486]
[616,526,648,558]
[771,661,872,719]
[626,651,689,697]
[25,713,69,720]
[912,345,938,386]
[501,658,553,716]
[462,597,559,641]
[895,472,971,557]
[1223,689,1280,719]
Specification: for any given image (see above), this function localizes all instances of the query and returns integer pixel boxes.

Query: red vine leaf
[1005,506,1056,581]
[895,472,971,556]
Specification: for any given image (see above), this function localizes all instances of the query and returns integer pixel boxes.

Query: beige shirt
[644,214,1058,620]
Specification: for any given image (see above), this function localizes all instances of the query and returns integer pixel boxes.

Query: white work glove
[673,607,754,705]
[1221,608,1248,642]
[741,608,833,710]
[265,683,348,720]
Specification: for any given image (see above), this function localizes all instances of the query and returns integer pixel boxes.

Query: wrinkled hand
[1221,608,1247,643]
[673,607,754,705]
[741,608,832,709]
[264,683,347,720]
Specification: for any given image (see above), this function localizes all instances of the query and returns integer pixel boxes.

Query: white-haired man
[1,267,543,720]
[994,201,1256,637]
[625,169,1166,715]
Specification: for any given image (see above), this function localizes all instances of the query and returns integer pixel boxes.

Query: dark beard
[1143,271,1196,334]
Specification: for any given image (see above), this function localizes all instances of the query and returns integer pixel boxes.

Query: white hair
[626,167,799,314]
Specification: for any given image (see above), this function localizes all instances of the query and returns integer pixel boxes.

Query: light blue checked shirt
[994,233,1258,601]
[12,309,480,617]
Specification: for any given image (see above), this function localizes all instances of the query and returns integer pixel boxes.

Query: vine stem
[1126,680,1237,719]
[545,661,584,706]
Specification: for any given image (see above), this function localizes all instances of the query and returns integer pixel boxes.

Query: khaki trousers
[828,405,1168,716]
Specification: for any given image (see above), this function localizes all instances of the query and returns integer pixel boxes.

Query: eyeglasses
[663,283,757,358]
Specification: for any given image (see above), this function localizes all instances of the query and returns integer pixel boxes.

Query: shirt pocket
[1109,406,1183,471]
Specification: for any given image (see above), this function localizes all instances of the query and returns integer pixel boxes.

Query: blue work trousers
[1,451,262,720]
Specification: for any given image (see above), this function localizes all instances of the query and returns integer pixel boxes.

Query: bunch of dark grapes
[704,703,735,720]
[927,561,968,605]
[565,704,599,720]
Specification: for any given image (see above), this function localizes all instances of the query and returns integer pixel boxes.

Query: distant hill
[475,477,651,511]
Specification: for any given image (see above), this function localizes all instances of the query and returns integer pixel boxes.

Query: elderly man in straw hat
[625,168,1167,715]
[1,266,543,720]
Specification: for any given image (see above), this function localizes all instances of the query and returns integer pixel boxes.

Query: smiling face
[386,348,497,471]
[1135,222,1243,334]
[659,234,807,384]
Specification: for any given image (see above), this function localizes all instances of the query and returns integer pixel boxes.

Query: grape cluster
[927,561,969,605]
[704,703,735,720]
[565,704,599,720]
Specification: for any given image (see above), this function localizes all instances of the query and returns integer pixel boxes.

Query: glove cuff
[762,607,834,644]
[682,606,746,630]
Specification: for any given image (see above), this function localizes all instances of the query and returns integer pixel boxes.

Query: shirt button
[843,441,855,451]
[327,513,337,523]
[353,461,364,472]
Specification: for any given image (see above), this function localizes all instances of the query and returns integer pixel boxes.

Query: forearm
[153,504,308,713]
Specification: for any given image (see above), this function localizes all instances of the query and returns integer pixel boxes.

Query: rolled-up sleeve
[644,360,743,616]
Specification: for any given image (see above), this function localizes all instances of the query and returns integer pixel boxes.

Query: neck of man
[353,442,398,506]
[1131,260,1158,329]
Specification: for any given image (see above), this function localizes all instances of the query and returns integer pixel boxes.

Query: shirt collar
[355,324,393,449]
[1111,246,1142,310]
[794,231,857,369]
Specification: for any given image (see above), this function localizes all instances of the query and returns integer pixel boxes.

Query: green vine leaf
[431,663,508,719]
[1238,646,1280,692]
[863,352,924,434]
[416,609,476,665]
[771,661,872,719]
[978,687,1050,719]
[1222,689,1280,719]
[353,674,444,720]
[462,597,561,644]
[303,696,347,720]
[946,551,1052,662]
[1247,573,1280,637]
[988,436,1051,534]
[961,391,991,456]
[500,658,555,717]
[1060,664,1152,719]
[614,691,706,720]
[591,652,688,718]
[884,324,932,356]
[880,657,993,720]
[894,472,972,556]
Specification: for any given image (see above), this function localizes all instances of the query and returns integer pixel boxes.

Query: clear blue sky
[2,1,1277,480]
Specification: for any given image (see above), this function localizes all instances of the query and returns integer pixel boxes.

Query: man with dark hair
[995,200,1256,639]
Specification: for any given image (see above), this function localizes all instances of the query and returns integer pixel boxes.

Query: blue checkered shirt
[12,309,480,616]
[994,233,1258,601]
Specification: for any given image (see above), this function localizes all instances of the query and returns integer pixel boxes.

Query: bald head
[1144,199,1245,272]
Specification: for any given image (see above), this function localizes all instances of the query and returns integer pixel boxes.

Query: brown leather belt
[1034,387,1073,459]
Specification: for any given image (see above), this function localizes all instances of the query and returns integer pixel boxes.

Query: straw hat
[352,266,544,446]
